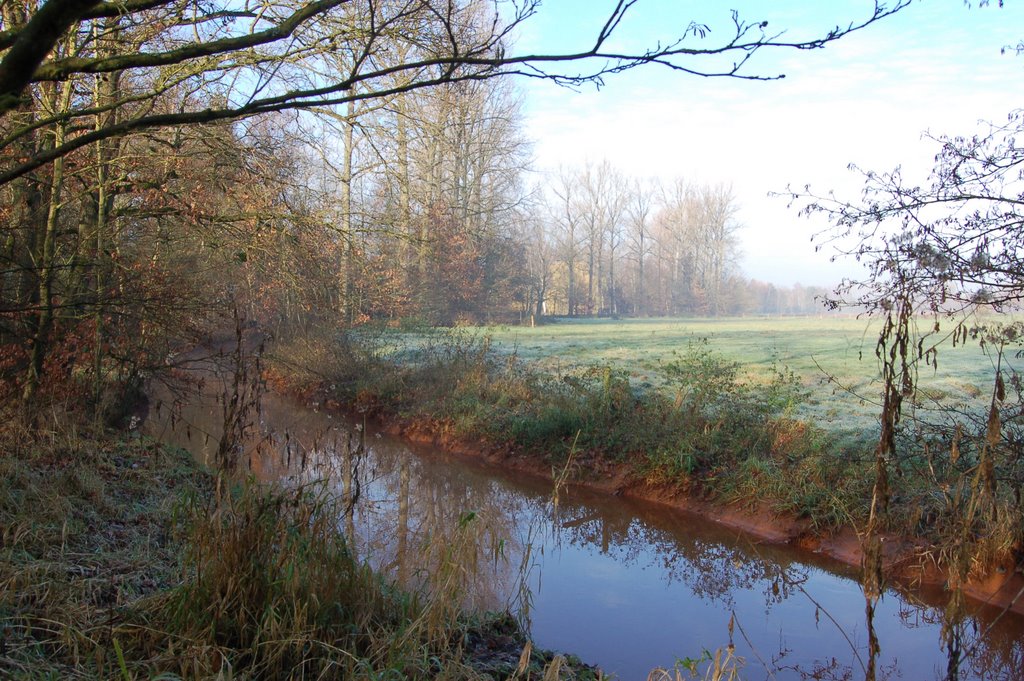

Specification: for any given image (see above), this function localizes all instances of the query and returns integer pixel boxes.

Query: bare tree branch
[0,0,102,110]
[0,0,911,186]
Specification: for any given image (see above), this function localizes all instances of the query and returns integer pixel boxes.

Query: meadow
[475,315,1006,440]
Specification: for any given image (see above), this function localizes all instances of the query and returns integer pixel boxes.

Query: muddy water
[145,367,1024,681]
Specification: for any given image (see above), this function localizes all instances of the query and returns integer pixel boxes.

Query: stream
[144,356,1024,681]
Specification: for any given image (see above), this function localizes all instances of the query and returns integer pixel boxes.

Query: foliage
[0,418,594,679]
[653,339,817,483]
[0,1,914,421]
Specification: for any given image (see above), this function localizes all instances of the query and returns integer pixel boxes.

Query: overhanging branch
[0,0,912,185]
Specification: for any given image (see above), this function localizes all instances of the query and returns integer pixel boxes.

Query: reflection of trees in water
[884,586,1024,681]
[338,442,530,613]
[147,387,1024,681]
[549,495,1024,681]
[759,577,1024,680]
[747,594,1024,681]
[947,613,1024,681]
[315,436,1024,681]
[144,374,324,481]
[552,500,807,608]
[772,655,897,681]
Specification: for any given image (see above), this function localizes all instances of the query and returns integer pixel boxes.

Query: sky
[509,1,1024,287]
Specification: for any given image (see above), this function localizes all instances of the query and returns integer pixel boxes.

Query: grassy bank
[268,321,1022,583]
[0,416,597,680]
[270,327,870,533]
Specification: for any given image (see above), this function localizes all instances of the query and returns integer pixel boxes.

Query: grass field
[470,316,1007,438]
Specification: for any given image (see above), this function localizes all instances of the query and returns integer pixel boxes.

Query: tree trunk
[23,77,74,407]
[92,20,122,409]
[340,98,356,324]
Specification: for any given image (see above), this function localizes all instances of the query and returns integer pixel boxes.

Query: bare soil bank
[275,359,1024,618]
[214,329,1016,617]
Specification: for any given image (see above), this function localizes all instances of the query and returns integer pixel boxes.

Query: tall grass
[0,414,597,679]
[0,418,203,679]
[270,326,863,530]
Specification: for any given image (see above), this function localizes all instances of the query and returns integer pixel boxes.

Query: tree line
[282,93,836,326]
[526,165,832,320]
[0,0,904,415]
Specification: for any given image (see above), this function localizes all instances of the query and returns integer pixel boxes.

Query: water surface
[145,366,1024,680]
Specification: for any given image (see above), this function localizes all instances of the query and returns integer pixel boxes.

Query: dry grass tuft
[1,414,598,680]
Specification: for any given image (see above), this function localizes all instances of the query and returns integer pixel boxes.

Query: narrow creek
[144,359,1024,680]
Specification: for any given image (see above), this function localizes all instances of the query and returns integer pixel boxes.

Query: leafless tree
[626,177,657,316]
[0,0,910,184]
[550,167,583,316]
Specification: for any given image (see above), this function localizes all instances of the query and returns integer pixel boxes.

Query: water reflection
[145,374,1024,681]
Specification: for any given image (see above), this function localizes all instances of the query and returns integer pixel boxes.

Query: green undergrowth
[271,327,872,532]
[270,324,1024,570]
[0,414,597,680]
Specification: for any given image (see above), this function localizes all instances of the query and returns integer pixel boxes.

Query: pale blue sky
[510,1,1023,286]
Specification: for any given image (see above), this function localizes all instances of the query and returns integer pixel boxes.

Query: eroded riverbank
[144,340,1024,679]
[261,330,1024,620]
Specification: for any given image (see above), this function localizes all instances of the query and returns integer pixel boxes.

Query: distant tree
[602,166,628,315]
[654,178,699,314]
[721,274,755,315]
[550,168,584,316]
[522,208,553,323]
[689,183,742,315]
[652,179,742,315]
[577,160,621,314]
[626,178,658,316]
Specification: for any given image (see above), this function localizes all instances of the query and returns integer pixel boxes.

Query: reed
[0,415,597,679]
